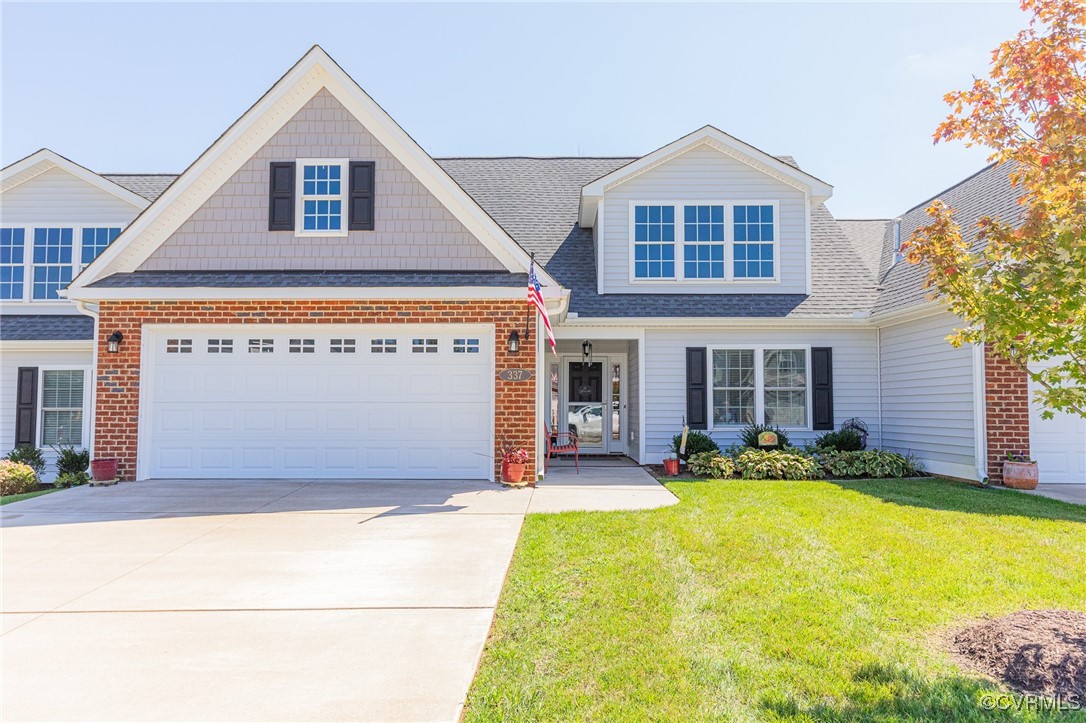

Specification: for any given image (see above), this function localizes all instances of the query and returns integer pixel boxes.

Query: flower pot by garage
[501,462,527,484]
[663,458,680,476]
[1003,461,1038,490]
[90,458,118,482]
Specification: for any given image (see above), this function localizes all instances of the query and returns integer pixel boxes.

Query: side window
[733,205,775,279]
[0,228,25,300]
[633,205,675,279]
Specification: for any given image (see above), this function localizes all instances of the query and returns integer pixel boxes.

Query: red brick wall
[984,343,1031,485]
[94,300,536,481]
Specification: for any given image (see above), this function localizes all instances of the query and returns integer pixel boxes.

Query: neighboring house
[2,47,1081,485]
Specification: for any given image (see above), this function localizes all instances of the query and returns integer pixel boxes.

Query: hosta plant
[687,452,736,479]
[735,449,822,480]
[819,450,921,479]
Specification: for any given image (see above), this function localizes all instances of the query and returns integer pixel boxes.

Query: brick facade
[94,299,536,482]
[983,343,1031,485]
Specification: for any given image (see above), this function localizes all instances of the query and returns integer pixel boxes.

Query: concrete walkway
[532,459,679,513]
[1,468,674,722]
[1019,482,1086,505]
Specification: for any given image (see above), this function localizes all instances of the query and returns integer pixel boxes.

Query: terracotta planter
[663,458,680,476]
[90,458,118,482]
[501,461,527,484]
[1002,461,1038,490]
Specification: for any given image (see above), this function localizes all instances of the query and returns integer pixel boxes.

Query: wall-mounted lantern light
[581,339,593,366]
[507,330,520,354]
[106,331,124,354]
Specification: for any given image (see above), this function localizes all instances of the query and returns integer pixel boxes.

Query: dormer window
[630,202,778,283]
[296,159,348,236]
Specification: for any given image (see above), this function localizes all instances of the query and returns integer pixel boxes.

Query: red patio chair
[543,421,579,473]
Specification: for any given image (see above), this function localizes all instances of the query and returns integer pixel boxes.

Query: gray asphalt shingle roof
[0,314,94,341]
[872,162,1022,315]
[102,174,176,201]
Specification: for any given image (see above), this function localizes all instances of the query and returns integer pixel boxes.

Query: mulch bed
[951,610,1086,699]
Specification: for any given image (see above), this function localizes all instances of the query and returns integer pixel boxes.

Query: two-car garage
[140,326,494,480]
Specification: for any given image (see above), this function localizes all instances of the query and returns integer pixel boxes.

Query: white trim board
[1,149,151,210]
[67,46,558,295]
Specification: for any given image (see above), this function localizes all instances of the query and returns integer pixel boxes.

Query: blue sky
[2,2,1023,218]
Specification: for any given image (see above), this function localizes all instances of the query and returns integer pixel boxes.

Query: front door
[567,362,604,449]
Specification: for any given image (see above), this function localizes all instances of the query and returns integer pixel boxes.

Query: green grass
[466,478,1086,722]
[0,487,58,505]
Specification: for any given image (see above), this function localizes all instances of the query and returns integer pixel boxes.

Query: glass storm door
[568,362,604,449]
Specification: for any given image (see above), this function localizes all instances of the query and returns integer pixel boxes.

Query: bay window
[711,347,808,428]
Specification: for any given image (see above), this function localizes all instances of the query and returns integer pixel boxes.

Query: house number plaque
[498,369,534,382]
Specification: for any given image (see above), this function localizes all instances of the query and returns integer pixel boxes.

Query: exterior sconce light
[106,331,124,354]
[581,340,593,366]
[507,330,520,354]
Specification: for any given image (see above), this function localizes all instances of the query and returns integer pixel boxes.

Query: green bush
[672,430,720,460]
[5,446,45,477]
[736,449,822,480]
[814,429,865,452]
[738,423,790,451]
[1,460,39,496]
[54,472,90,489]
[819,450,921,479]
[687,452,736,479]
[53,446,90,479]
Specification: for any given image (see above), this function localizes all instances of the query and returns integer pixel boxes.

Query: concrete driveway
[1,479,532,722]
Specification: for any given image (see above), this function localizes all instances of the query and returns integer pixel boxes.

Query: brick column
[93,299,537,482]
[983,343,1031,485]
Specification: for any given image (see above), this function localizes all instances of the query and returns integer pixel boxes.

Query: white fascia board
[555,316,871,330]
[0,340,94,352]
[69,46,559,295]
[579,126,833,228]
[64,285,551,302]
[1,149,150,209]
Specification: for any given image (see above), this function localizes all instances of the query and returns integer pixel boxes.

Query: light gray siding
[1,168,141,224]
[627,339,641,462]
[139,89,504,272]
[878,311,978,479]
[600,146,808,295]
[642,327,879,461]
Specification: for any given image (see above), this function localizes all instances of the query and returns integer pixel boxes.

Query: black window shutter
[811,347,834,430]
[686,347,708,430]
[268,162,295,231]
[349,161,375,231]
[15,367,38,447]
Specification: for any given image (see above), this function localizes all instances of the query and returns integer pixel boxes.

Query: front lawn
[466,478,1086,721]
[0,487,59,505]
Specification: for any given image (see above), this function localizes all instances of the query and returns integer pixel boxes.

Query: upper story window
[1,225,124,302]
[296,160,347,236]
[630,202,778,283]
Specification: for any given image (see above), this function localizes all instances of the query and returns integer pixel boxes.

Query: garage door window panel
[249,339,274,354]
[370,339,396,353]
[412,338,438,354]
[208,339,233,354]
[331,338,357,353]
[166,339,192,354]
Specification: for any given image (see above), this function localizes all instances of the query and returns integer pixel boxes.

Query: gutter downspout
[75,300,99,460]
[972,343,989,482]
[876,326,884,449]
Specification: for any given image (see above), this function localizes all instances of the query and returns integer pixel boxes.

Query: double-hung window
[633,205,675,278]
[733,204,775,279]
[41,370,85,446]
[297,160,347,235]
[32,228,74,300]
[683,205,725,279]
[2,225,126,302]
[0,228,25,300]
[711,347,808,429]
[81,227,121,268]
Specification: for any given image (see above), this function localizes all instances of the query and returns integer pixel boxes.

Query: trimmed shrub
[687,452,736,479]
[814,429,865,453]
[5,446,45,477]
[736,449,822,480]
[672,430,720,460]
[738,423,790,451]
[1,460,38,496]
[819,450,921,479]
[54,446,90,479]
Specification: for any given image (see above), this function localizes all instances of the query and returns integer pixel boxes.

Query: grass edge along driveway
[465,477,1086,722]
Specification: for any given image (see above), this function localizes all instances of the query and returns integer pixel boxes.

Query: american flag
[529,259,556,354]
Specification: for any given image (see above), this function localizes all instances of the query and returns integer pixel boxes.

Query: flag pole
[526,253,534,343]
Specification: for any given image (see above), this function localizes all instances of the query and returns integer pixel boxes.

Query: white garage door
[143,326,493,480]
[1029,359,1086,484]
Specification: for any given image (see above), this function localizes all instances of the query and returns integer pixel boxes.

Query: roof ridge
[435,155,638,161]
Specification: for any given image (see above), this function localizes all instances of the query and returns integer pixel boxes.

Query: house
[2,46,1081,485]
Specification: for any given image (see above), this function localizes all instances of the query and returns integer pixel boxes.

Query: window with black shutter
[14,367,37,447]
[268,162,295,231]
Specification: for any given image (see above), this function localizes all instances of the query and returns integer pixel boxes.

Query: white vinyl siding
[600,146,807,295]
[642,327,879,461]
[0,166,140,223]
[878,311,977,478]
[627,339,641,462]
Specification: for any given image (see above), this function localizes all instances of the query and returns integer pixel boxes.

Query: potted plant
[499,440,530,485]
[663,450,680,476]
[1002,452,1038,490]
[90,458,119,483]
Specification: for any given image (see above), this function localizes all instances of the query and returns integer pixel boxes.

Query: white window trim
[36,366,92,449]
[707,344,811,431]
[627,201,781,285]
[0,223,128,304]
[295,158,349,238]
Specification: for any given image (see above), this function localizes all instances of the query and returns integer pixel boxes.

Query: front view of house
[1,47,1082,486]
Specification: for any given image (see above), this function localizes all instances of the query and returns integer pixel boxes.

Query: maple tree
[905,0,1086,417]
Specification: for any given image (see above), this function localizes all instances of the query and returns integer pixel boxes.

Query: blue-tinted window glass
[300,164,343,232]
[633,205,676,278]
[682,205,725,278]
[81,227,121,265]
[0,228,25,300]
[733,205,775,279]
[32,228,74,299]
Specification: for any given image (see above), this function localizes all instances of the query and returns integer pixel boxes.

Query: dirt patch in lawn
[951,610,1086,699]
